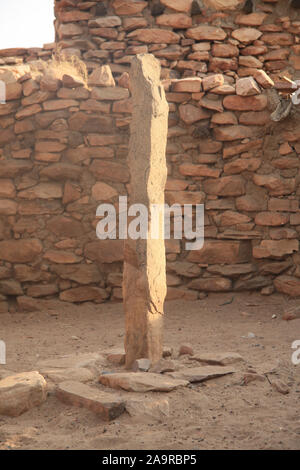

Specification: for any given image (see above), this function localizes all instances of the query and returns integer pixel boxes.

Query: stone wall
[1,0,300,311]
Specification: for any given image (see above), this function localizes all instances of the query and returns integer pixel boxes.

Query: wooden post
[123,54,169,369]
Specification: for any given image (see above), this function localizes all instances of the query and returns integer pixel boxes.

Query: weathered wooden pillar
[123,54,169,369]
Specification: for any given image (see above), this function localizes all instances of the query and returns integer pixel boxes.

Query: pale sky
[0,0,55,49]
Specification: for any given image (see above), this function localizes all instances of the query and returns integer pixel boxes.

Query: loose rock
[132,358,151,372]
[125,396,170,421]
[0,371,47,417]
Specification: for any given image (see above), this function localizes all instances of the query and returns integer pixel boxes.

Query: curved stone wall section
[0,0,300,311]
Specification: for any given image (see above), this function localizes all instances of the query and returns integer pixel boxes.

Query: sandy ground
[0,292,299,450]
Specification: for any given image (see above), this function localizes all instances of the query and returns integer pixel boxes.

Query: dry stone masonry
[0,0,300,310]
[1,344,292,419]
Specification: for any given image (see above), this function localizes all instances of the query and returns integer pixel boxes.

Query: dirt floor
[0,292,299,450]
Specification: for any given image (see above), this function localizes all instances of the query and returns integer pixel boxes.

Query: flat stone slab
[167,366,235,383]
[40,367,95,384]
[37,352,105,371]
[99,372,188,392]
[189,352,244,366]
[125,396,169,421]
[0,371,47,417]
[56,381,125,421]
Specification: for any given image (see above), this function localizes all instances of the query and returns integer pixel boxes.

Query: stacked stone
[0,61,299,306]
[0,0,300,308]
[3,0,300,76]
[0,45,55,66]
[0,63,132,312]
[51,0,300,80]
[165,69,300,299]
[3,0,299,80]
